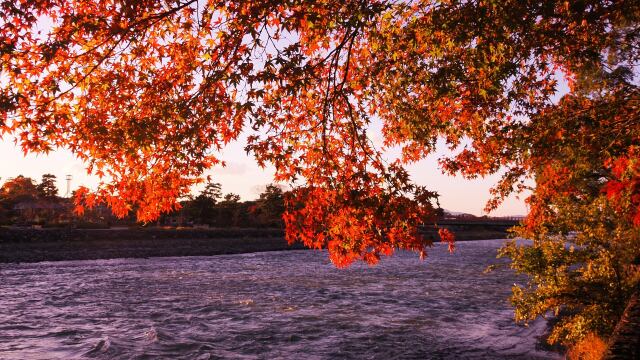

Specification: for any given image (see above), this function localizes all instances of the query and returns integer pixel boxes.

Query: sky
[0,133,528,217]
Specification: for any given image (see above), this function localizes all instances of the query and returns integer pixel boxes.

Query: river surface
[0,239,561,359]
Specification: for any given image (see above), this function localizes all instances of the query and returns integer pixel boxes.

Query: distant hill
[442,209,476,218]
[442,209,525,221]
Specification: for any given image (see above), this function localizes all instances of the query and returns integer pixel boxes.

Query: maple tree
[1,0,639,346]
[0,175,39,202]
[495,83,640,347]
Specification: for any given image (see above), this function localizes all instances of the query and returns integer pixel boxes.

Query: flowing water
[0,239,561,359]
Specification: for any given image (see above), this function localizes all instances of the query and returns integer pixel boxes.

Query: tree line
[0,175,286,228]
[170,182,285,228]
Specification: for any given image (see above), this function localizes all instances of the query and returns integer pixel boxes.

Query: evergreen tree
[36,174,58,199]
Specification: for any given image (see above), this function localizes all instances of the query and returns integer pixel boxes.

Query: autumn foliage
[604,146,640,227]
[567,333,607,360]
[1,0,639,346]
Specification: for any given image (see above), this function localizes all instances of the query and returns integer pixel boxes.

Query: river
[0,239,561,359]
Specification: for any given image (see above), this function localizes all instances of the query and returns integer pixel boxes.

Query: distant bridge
[419,216,524,240]
[436,218,522,227]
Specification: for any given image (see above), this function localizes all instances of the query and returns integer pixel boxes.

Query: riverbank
[0,228,300,263]
[0,226,509,263]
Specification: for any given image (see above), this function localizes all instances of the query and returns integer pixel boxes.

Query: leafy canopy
[1,0,638,286]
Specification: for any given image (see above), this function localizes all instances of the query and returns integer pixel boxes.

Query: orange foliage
[603,146,640,226]
[567,333,607,360]
[438,228,455,253]
[1,0,637,266]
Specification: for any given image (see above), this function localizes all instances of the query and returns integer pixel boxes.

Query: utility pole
[65,175,72,198]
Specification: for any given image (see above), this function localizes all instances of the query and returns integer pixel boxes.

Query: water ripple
[0,239,561,359]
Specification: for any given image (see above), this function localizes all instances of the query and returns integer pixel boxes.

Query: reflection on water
[0,239,561,359]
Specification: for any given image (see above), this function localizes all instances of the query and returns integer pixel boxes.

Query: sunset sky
[0,134,528,216]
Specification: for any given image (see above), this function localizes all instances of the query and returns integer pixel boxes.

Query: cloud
[213,161,248,176]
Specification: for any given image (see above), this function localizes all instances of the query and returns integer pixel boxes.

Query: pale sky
[0,134,528,216]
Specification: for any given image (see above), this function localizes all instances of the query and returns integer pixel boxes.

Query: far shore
[0,226,510,264]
